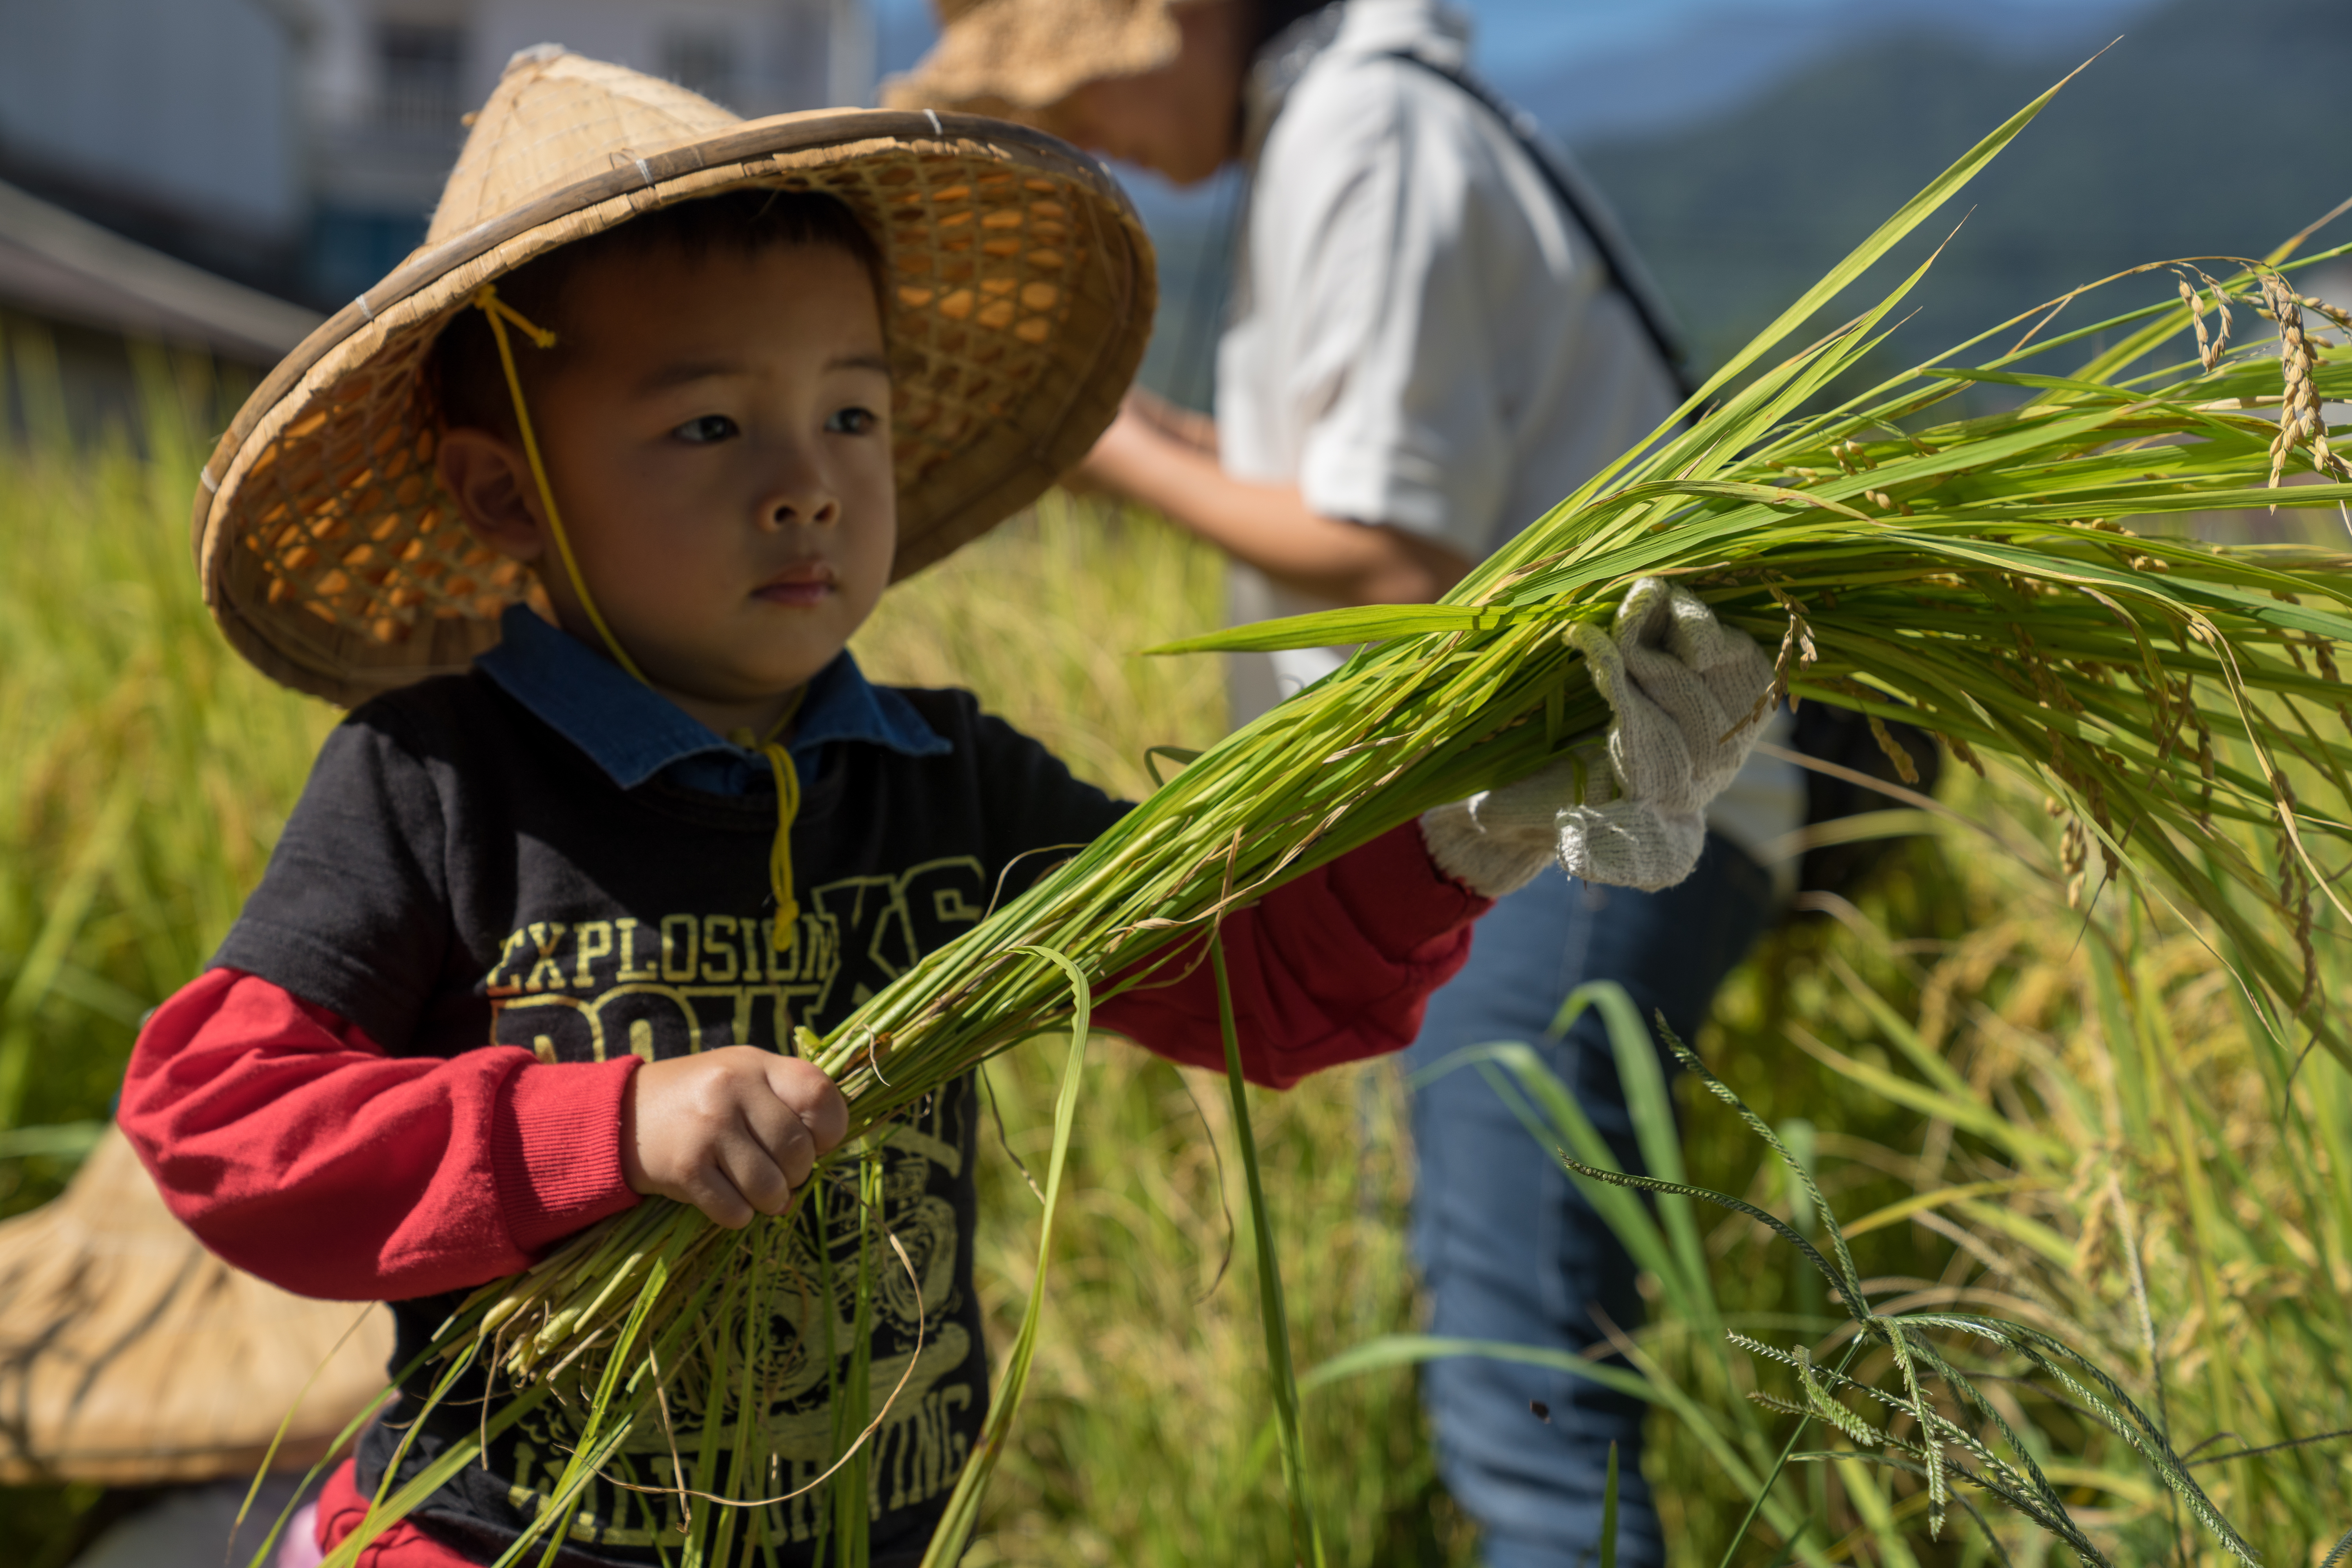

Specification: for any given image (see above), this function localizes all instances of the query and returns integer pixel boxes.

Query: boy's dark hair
[1251,0,1339,50]
[431,188,886,434]
[1227,2,1339,154]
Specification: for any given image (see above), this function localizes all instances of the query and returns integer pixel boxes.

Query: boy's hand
[619,1047,850,1228]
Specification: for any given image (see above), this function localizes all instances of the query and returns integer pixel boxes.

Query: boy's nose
[760,459,839,529]
[767,492,840,528]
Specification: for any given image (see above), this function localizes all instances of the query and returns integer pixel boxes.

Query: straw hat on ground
[0,1127,394,1484]
[882,0,1181,121]
[198,46,1155,706]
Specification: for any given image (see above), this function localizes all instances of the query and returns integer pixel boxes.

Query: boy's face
[445,240,895,729]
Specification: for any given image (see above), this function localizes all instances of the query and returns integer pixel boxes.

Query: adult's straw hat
[0,1127,394,1483]
[882,0,1181,121]
[198,46,1155,706]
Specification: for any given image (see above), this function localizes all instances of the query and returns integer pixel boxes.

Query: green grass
[1619,740,2352,1563]
[0,353,331,1163]
[7,351,2352,1563]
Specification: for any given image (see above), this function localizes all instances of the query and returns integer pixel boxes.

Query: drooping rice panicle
[326,71,2352,1568]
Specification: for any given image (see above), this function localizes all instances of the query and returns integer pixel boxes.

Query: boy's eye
[673,414,738,444]
[827,405,880,436]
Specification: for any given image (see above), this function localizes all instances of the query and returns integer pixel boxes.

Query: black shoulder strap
[1381,50,1696,403]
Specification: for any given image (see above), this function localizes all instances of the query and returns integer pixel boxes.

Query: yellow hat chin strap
[761,740,804,951]
[473,283,802,959]
[732,692,809,956]
[472,285,648,686]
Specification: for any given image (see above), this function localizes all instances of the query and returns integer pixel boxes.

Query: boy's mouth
[753,561,837,609]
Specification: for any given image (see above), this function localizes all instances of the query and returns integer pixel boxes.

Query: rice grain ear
[2176,272,2217,371]
[2259,271,2336,493]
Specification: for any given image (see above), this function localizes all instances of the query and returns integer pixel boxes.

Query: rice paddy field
[4,321,2352,1567]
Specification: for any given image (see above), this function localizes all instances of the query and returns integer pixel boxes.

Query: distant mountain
[1486,0,2155,143]
[1575,0,2352,375]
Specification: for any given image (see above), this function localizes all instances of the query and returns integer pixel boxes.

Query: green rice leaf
[917,947,1094,1568]
[1212,936,1326,1568]
[1143,602,1535,655]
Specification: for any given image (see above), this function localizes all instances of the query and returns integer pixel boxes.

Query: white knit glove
[1420,579,1775,896]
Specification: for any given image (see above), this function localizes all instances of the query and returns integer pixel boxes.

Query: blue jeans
[1403,835,1777,1568]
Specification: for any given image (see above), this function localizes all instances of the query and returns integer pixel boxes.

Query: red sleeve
[1094,822,1490,1090]
[118,969,642,1302]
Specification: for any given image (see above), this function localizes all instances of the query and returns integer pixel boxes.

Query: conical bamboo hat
[197,46,1156,706]
[882,0,1181,121]
[0,1127,395,1484]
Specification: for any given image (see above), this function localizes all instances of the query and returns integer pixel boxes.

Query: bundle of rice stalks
[309,77,2352,1567]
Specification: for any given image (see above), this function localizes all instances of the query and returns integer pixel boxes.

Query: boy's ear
[438,427,547,563]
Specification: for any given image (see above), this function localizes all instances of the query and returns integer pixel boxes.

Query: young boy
[121,47,1769,1568]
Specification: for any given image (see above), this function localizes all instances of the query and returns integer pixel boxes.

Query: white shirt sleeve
[1234,59,1599,562]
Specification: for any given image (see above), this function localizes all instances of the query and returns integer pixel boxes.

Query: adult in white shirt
[894,4,1800,1560]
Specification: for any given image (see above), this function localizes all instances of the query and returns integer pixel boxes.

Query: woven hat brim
[197,109,1156,706]
[0,1128,395,1485]
[882,0,1181,118]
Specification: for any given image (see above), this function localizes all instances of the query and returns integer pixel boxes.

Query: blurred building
[0,0,876,316]
[0,0,321,437]
[301,0,875,302]
[0,0,311,299]
[0,174,321,374]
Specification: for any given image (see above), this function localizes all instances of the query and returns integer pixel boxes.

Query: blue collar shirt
[474,604,949,796]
